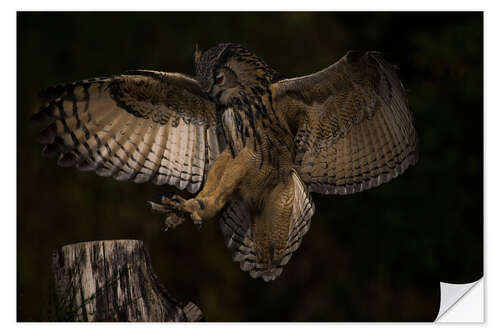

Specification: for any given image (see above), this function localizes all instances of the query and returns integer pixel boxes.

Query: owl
[34,43,418,281]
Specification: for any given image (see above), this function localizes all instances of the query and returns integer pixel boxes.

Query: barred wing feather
[271,51,418,195]
[34,70,222,193]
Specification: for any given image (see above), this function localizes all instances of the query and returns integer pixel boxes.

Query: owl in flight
[34,43,418,281]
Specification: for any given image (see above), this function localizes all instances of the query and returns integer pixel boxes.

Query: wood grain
[51,239,202,322]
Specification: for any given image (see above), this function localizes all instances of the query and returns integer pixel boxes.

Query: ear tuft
[194,43,202,65]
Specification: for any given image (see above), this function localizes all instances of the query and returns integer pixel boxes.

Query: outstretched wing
[34,70,223,193]
[271,51,418,195]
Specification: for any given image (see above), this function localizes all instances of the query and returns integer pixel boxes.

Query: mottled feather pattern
[35,71,221,193]
[35,44,418,282]
[219,170,314,281]
[284,170,315,261]
[272,51,418,195]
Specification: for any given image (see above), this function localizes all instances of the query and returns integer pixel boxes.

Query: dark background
[17,12,483,321]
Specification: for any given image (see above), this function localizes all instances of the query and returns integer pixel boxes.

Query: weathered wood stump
[51,239,202,322]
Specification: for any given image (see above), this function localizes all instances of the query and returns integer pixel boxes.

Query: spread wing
[271,51,418,195]
[34,70,223,193]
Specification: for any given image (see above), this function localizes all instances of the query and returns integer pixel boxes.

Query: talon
[191,211,203,230]
[161,196,178,207]
[148,201,170,214]
[193,218,203,230]
[153,194,206,231]
[172,194,187,204]
[163,214,186,231]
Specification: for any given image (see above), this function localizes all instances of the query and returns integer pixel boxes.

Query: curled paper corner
[435,278,483,322]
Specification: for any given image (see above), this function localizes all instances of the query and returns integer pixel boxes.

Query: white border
[2,0,491,11]
[4,1,497,332]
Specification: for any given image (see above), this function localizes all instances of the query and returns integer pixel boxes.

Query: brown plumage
[34,43,418,281]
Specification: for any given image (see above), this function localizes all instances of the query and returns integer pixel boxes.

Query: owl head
[195,43,282,106]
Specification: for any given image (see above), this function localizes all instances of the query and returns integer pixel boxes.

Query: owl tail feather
[219,170,315,282]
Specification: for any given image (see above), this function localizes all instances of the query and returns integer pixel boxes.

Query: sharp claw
[161,196,173,205]
[172,194,187,204]
[148,201,170,213]
[192,215,203,230]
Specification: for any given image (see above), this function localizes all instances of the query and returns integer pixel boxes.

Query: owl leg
[150,148,251,228]
[197,150,233,196]
[150,150,233,228]
[177,148,252,225]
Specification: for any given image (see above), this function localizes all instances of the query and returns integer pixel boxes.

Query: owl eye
[215,74,224,85]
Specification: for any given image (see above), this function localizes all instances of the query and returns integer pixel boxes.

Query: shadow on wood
[51,239,202,322]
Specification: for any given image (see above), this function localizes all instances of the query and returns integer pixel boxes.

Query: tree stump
[51,239,202,322]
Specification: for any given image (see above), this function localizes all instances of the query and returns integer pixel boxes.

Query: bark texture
[51,239,202,322]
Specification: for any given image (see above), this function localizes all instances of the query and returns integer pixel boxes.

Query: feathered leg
[150,148,251,228]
